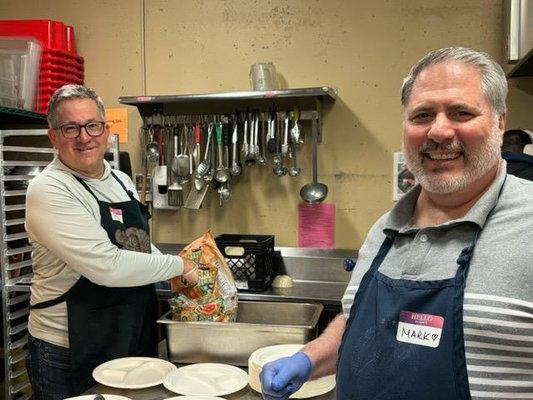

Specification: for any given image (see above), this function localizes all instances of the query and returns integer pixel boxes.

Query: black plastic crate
[215,234,275,292]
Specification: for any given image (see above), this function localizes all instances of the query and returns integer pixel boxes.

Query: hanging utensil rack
[119,87,336,210]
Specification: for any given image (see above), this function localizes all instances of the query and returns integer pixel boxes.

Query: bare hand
[180,258,199,287]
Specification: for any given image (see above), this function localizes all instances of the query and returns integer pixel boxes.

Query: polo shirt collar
[385,160,507,235]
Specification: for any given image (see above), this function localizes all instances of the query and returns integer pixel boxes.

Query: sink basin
[158,300,323,366]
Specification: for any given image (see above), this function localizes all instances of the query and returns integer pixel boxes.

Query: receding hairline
[405,61,486,104]
[400,47,508,117]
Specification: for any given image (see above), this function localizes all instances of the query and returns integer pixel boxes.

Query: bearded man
[260,47,533,400]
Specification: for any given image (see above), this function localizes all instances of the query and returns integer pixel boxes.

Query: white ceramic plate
[250,344,303,366]
[163,363,248,396]
[64,396,131,400]
[92,357,177,389]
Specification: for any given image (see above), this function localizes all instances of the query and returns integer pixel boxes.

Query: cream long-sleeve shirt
[25,157,183,347]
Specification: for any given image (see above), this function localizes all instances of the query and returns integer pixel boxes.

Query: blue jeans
[27,334,77,400]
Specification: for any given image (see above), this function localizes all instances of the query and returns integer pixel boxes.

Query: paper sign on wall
[298,202,335,248]
[106,108,129,143]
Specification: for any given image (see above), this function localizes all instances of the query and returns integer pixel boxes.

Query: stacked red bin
[0,19,85,113]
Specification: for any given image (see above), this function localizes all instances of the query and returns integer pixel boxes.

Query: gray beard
[403,126,502,194]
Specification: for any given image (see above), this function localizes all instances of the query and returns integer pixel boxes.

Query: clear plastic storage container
[0,37,41,110]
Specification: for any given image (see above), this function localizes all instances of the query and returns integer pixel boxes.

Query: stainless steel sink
[158,300,323,366]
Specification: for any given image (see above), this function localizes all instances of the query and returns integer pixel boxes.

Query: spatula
[176,125,191,183]
[168,128,183,207]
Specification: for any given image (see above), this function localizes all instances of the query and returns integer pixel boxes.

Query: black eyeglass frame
[55,121,107,138]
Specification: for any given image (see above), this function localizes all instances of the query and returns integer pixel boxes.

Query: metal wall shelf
[119,86,336,117]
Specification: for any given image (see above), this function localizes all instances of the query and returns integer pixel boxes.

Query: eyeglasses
[55,121,106,139]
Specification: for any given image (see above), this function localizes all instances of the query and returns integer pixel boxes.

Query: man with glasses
[24,84,199,399]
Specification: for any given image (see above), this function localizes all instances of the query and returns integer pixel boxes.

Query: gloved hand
[260,351,312,400]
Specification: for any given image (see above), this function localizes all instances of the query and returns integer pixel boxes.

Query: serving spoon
[300,127,328,203]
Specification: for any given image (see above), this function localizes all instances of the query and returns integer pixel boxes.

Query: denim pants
[27,334,77,400]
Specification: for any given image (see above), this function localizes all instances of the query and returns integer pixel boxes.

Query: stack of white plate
[248,344,336,399]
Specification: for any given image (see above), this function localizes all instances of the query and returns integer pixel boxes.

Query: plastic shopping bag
[169,230,238,322]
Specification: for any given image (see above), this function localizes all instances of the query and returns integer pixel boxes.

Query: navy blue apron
[336,228,479,400]
[31,171,158,394]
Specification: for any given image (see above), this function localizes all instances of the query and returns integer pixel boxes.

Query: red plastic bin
[40,71,83,83]
[0,19,78,54]
[43,49,83,63]
[40,65,84,79]
[40,71,84,82]
[39,79,83,88]
[41,58,84,72]
[41,58,83,71]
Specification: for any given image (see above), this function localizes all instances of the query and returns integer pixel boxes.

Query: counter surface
[85,382,335,400]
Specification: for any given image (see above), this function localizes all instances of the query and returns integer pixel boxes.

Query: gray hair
[401,47,508,116]
[47,84,106,128]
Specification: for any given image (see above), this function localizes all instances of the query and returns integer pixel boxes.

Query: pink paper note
[298,202,335,248]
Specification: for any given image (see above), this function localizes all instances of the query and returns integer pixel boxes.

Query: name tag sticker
[109,207,123,224]
[396,310,444,348]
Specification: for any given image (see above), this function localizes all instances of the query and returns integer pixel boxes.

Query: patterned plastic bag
[169,230,238,322]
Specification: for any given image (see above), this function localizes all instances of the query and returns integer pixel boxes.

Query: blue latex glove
[260,351,312,400]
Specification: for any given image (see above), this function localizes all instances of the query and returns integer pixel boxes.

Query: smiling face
[402,61,505,195]
[48,98,109,178]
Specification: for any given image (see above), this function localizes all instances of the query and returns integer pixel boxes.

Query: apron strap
[73,175,99,203]
[455,227,481,282]
[30,289,70,309]
[368,233,396,275]
[109,170,136,201]
[346,233,396,317]
[73,171,134,202]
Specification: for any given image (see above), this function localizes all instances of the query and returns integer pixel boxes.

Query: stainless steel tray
[158,300,323,366]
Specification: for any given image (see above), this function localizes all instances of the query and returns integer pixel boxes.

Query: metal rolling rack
[0,106,120,400]
[0,107,48,400]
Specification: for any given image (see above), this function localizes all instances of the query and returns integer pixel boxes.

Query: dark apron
[31,171,157,393]
[336,228,479,400]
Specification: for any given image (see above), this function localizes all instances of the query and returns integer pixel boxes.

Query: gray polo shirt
[342,162,533,399]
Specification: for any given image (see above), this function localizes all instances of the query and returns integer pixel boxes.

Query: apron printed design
[115,226,150,252]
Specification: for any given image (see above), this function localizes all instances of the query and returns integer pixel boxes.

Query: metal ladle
[300,125,328,203]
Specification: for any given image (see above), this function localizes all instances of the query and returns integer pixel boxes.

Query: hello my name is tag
[109,207,123,224]
[396,310,444,348]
